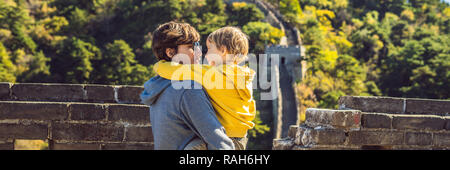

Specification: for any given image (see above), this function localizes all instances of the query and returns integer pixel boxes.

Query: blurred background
[0,0,448,149]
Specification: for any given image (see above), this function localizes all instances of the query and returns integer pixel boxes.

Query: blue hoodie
[140,75,235,150]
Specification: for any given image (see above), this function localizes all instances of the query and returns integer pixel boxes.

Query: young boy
[153,26,256,150]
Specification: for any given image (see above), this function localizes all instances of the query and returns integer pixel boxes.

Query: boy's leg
[230,135,248,150]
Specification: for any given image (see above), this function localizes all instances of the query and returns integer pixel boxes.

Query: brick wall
[0,82,153,150]
[273,96,450,150]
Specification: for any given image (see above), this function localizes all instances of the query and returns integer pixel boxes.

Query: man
[140,21,235,150]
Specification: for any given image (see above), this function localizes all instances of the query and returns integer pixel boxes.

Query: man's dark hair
[151,21,200,61]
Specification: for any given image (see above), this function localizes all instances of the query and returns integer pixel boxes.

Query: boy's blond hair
[207,26,249,64]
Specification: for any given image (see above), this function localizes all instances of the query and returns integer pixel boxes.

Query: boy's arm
[179,87,235,150]
[153,60,208,82]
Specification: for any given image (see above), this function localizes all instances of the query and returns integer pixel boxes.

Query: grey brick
[406,99,450,115]
[348,130,404,145]
[392,115,445,130]
[361,113,392,129]
[405,132,432,145]
[305,108,361,129]
[339,96,404,114]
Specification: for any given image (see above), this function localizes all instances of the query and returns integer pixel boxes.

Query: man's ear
[219,46,228,56]
[165,48,176,58]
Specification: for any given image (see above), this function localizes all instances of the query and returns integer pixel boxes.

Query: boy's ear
[165,48,176,58]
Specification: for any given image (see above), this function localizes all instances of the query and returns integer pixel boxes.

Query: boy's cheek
[206,53,224,65]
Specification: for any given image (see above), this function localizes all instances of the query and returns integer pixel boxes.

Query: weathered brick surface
[445,117,450,130]
[0,142,14,150]
[11,83,84,102]
[292,145,361,150]
[348,130,404,145]
[0,122,48,140]
[0,101,68,120]
[339,96,404,114]
[272,139,294,150]
[52,142,101,150]
[406,99,450,115]
[305,108,361,129]
[392,115,445,130]
[70,103,106,121]
[0,82,10,100]
[85,85,115,103]
[360,145,394,150]
[433,132,450,146]
[52,122,124,142]
[361,113,392,129]
[108,104,150,125]
[294,126,305,145]
[288,125,298,138]
[125,126,153,142]
[298,127,346,146]
[405,132,432,145]
[117,86,144,104]
[391,145,448,150]
[101,142,154,150]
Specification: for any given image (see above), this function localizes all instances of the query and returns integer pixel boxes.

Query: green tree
[279,0,303,24]
[91,40,152,85]
[51,37,101,83]
[0,42,16,82]
[246,110,271,150]
[12,49,51,83]
[227,2,264,27]
[380,35,450,99]
[242,21,284,53]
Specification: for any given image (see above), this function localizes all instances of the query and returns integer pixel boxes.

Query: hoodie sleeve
[179,87,235,150]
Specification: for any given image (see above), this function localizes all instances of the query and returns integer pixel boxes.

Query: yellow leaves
[401,9,415,22]
[444,7,450,18]
[41,16,68,33]
[186,0,206,7]
[39,2,56,16]
[303,6,335,27]
[372,35,384,51]
[384,12,400,23]
[268,26,285,44]
[232,2,247,9]
[30,24,52,42]
[320,49,339,68]
[316,9,335,20]
[2,0,16,7]
[31,16,68,44]
[366,16,377,25]
[307,71,335,93]
[11,49,30,76]
[304,6,317,17]
[330,31,353,53]
[331,0,348,9]
[296,83,317,123]
[351,18,364,29]
[317,0,333,8]
[0,28,11,41]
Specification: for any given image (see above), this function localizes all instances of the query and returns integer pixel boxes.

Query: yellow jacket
[153,60,256,137]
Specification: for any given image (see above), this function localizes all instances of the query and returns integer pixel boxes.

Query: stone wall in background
[273,96,450,150]
[0,82,152,150]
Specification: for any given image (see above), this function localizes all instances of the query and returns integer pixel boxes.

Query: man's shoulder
[165,79,205,92]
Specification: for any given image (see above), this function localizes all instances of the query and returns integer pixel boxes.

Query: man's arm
[179,87,235,150]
